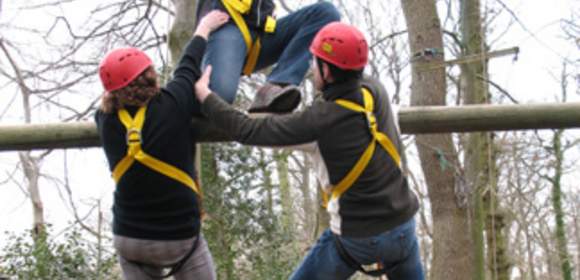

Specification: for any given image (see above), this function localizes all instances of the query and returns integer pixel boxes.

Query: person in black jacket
[95,11,228,280]
[194,22,425,280]
[195,0,340,113]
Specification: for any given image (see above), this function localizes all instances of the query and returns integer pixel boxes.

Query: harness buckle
[126,128,142,145]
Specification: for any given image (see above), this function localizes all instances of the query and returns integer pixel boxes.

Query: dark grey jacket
[201,77,419,237]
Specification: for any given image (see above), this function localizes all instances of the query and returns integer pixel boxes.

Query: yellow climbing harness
[221,0,276,75]
[112,106,201,196]
[322,88,401,207]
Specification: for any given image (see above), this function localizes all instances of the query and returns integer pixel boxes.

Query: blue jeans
[290,218,425,280]
[202,2,340,103]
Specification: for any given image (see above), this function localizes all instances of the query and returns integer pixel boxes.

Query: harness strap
[221,0,276,75]
[223,0,252,13]
[323,88,403,276]
[112,106,201,196]
[322,87,401,206]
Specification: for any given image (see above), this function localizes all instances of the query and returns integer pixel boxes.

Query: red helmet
[99,47,152,92]
[310,22,368,70]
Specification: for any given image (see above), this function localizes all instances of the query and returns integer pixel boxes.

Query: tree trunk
[574,207,580,280]
[201,144,235,280]
[460,1,487,278]
[460,0,511,278]
[260,150,275,220]
[0,38,45,238]
[550,129,573,280]
[298,152,314,241]
[168,0,198,66]
[525,225,538,280]
[275,150,294,236]
[18,152,44,236]
[401,0,474,279]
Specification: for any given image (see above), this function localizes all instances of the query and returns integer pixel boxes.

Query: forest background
[0,0,578,279]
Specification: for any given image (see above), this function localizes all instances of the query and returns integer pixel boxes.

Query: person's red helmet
[309,22,368,70]
[99,47,152,92]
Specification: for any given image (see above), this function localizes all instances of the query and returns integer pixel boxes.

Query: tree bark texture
[401,0,474,279]
[550,129,573,280]
[460,0,510,278]
[460,0,488,277]
[275,150,295,236]
[168,0,198,66]
[298,152,314,241]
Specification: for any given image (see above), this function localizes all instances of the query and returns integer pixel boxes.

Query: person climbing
[194,22,425,279]
[94,10,229,280]
[195,0,340,113]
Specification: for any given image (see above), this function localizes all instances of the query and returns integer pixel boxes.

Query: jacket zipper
[256,0,262,27]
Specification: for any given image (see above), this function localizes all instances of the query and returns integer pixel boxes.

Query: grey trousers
[113,234,216,280]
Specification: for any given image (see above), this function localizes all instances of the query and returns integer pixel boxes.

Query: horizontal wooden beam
[1,102,579,151]
[399,102,580,134]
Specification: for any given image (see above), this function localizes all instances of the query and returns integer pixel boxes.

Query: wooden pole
[417,47,519,71]
[399,102,580,134]
[1,102,580,151]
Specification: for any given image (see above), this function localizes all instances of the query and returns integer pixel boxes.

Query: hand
[195,65,213,102]
[195,10,229,39]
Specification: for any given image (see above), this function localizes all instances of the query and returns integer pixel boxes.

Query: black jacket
[95,36,207,240]
[201,77,419,237]
[196,0,275,31]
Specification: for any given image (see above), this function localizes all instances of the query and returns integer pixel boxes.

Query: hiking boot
[248,83,301,113]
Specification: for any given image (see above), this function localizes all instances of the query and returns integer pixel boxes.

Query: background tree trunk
[401,0,475,279]
[460,0,510,278]
[297,152,314,241]
[168,0,198,66]
[460,0,487,277]
[275,150,295,236]
[549,129,573,280]
[0,37,45,238]
[574,204,580,280]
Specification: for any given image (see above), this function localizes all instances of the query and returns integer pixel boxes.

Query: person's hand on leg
[195,10,229,39]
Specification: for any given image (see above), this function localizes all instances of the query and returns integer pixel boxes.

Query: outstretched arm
[165,11,229,116]
[195,66,332,147]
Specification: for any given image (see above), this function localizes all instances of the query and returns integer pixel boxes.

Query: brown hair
[99,67,159,113]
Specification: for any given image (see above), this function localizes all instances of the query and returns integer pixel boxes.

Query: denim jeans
[202,2,340,103]
[290,218,425,280]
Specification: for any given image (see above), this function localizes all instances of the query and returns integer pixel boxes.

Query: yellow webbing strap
[322,88,401,206]
[112,106,201,196]
[224,0,252,14]
[222,0,276,75]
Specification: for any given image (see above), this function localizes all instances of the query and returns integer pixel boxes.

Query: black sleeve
[201,93,335,146]
[163,35,208,117]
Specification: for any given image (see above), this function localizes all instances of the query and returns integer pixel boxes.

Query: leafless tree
[0,0,173,240]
